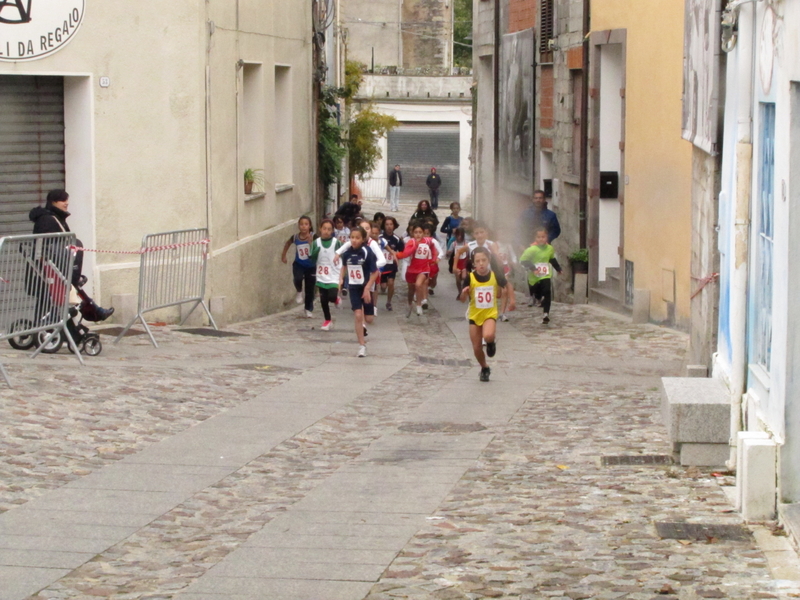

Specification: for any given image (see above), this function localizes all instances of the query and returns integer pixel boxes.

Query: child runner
[373,212,386,231]
[440,202,463,249]
[391,222,438,318]
[281,216,316,318]
[454,222,500,281]
[519,227,563,324]
[459,247,515,382]
[449,227,469,295]
[495,240,517,322]
[310,219,342,331]
[422,222,444,297]
[339,227,379,357]
[379,216,404,311]
[333,215,350,245]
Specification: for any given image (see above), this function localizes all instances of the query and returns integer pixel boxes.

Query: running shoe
[386,302,393,311]
[295,292,303,304]
[486,341,496,357]
[499,314,509,322]
[542,313,550,324]
[357,345,367,357]
[429,288,435,296]
[479,367,491,382]
[416,305,423,316]
[406,304,413,318]
[373,306,378,317]
[321,320,332,331]
[341,288,348,297]
[421,299,429,310]
[305,310,313,318]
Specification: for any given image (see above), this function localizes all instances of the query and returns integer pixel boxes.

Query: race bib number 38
[475,286,494,309]
[348,264,365,284]
[297,245,311,260]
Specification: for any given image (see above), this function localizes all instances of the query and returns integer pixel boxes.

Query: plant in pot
[243,168,264,194]
[568,248,589,274]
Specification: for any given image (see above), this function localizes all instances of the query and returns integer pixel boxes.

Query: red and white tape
[68,239,210,255]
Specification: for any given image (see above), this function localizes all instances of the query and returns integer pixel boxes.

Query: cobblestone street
[1,259,799,600]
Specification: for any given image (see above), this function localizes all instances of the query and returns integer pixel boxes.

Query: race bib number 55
[348,264,365,284]
[475,286,494,309]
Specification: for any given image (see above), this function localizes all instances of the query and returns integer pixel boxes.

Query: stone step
[606,267,621,284]
[589,285,631,316]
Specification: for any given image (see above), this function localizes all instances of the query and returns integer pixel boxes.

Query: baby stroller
[9,286,103,356]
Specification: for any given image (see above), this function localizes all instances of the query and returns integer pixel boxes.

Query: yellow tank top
[468,270,500,325]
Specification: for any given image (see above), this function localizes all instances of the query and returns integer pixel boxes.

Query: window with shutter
[539,0,554,53]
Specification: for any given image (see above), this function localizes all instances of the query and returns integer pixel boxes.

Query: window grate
[539,0,555,53]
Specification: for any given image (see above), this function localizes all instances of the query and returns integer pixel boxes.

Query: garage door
[387,123,459,206]
[0,76,66,237]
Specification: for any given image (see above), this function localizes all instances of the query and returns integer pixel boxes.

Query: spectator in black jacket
[425,167,442,210]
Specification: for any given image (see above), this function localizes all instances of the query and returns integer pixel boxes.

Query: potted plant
[243,168,264,194]
[568,248,589,274]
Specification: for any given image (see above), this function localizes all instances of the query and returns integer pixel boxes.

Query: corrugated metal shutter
[387,123,459,205]
[0,76,66,237]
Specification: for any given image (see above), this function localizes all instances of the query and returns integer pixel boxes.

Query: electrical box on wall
[551,178,560,207]
[600,171,619,199]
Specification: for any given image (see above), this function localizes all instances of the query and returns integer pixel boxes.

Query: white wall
[364,101,473,204]
[598,43,623,281]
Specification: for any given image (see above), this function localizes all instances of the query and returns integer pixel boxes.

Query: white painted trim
[211,219,297,258]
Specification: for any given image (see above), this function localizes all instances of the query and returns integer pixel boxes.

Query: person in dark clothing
[335,194,363,228]
[388,165,402,211]
[409,199,439,229]
[425,167,442,210]
[29,189,114,321]
[518,189,561,250]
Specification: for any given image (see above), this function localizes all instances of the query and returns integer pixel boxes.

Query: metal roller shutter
[387,123,459,205]
[0,76,66,237]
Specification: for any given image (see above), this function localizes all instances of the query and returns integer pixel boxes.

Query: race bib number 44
[475,286,494,309]
[348,264,365,284]
[534,263,551,277]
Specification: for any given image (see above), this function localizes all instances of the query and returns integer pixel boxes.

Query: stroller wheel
[82,335,102,356]
[8,319,35,350]
[37,329,64,354]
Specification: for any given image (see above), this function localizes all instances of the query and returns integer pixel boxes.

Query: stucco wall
[592,0,694,325]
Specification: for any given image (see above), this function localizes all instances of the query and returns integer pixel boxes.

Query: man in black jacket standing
[388,165,402,212]
[426,167,442,210]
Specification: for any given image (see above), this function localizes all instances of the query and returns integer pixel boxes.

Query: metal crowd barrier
[0,232,82,387]
[356,177,389,202]
[115,228,217,348]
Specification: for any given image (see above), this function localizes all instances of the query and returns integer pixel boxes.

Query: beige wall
[592,0,693,325]
[0,0,315,324]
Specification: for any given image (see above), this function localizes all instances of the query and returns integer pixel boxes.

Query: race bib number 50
[348,264,365,284]
[475,286,494,309]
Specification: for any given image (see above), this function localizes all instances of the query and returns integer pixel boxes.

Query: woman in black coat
[409,199,439,229]
[29,189,114,321]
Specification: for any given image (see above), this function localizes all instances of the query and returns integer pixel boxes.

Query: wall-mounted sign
[0,0,85,62]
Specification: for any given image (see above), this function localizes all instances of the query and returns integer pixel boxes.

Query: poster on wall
[500,29,535,196]
[681,0,721,154]
[0,0,85,62]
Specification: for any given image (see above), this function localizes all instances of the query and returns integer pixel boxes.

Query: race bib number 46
[475,286,494,309]
[348,264,365,284]
[534,263,551,277]
[297,245,311,260]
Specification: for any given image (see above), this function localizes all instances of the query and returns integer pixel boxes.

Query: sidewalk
[0,268,798,600]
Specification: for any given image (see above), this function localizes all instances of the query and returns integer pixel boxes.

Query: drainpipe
[729,0,756,456]
[578,0,590,249]
[493,0,501,216]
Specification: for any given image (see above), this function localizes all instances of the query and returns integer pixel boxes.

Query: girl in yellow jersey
[458,247,515,381]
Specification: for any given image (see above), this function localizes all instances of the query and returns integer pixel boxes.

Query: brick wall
[540,65,554,129]
[509,0,537,33]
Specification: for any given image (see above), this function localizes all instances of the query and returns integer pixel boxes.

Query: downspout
[578,0,590,248]
[493,0,501,215]
[205,18,213,234]
[729,0,756,449]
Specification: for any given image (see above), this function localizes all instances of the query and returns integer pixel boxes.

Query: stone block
[661,377,730,444]
[735,431,770,510]
[180,302,205,327]
[632,288,650,324]
[573,273,588,304]
[210,296,227,328]
[110,293,136,325]
[739,437,777,521]
[686,364,709,378]
[680,443,729,467]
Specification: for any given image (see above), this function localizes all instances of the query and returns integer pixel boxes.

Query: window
[274,65,293,186]
[241,63,265,193]
[539,0,554,54]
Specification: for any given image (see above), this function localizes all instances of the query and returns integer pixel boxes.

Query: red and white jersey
[397,237,438,274]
